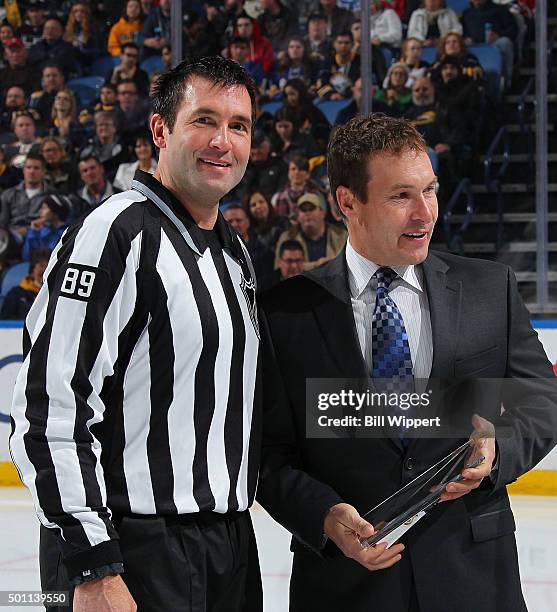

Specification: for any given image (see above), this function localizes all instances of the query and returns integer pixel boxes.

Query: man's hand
[30,218,44,230]
[324,503,404,571]
[74,575,136,612]
[440,414,496,502]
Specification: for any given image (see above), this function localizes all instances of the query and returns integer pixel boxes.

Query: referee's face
[155,76,252,211]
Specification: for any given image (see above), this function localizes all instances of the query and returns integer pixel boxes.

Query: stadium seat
[446,0,470,14]
[420,47,437,64]
[313,99,352,125]
[380,47,394,67]
[469,44,503,76]
[261,101,282,116]
[428,148,439,173]
[0,262,29,298]
[67,76,105,109]
[140,56,164,76]
[89,55,120,80]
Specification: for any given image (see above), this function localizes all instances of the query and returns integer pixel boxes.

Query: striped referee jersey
[10,170,262,574]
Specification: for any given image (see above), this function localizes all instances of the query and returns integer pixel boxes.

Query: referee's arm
[10,204,141,578]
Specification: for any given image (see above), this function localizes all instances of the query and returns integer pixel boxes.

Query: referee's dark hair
[151,56,257,135]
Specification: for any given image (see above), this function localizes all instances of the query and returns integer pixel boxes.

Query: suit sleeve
[256,308,344,553]
[492,267,557,489]
[9,205,142,577]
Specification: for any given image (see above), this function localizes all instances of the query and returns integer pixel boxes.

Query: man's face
[155,76,252,206]
[100,86,117,106]
[79,159,104,187]
[224,207,250,239]
[250,140,270,162]
[298,203,325,234]
[14,116,35,142]
[117,83,138,111]
[23,159,45,185]
[6,87,25,110]
[333,36,352,57]
[441,63,459,83]
[42,141,62,164]
[126,0,141,19]
[121,46,139,68]
[27,7,46,27]
[288,39,304,60]
[5,44,26,68]
[95,117,117,141]
[236,18,253,39]
[42,67,64,93]
[288,162,308,187]
[424,0,442,10]
[230,42,248,63]
[308,18,327,41]
[412,79,435,106]
[344,149,437,266]
[278,248,305,279]
[43,20,63,44]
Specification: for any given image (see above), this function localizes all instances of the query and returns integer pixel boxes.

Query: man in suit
[257,113,557,611]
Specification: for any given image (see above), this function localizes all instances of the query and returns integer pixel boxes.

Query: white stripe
[197,249,233,512]
[155,231,200,513]
[223,253,259,510]
[121,316,156,514]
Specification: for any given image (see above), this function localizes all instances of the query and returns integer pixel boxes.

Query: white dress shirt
[346,239,433,381]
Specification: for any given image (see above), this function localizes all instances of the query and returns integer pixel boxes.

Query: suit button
[405,457,415,471]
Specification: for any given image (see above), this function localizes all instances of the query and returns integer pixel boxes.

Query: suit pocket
[470,508,516,542]
[454,345,499,377]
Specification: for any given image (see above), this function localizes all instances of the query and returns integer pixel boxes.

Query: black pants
[39,511,262,612]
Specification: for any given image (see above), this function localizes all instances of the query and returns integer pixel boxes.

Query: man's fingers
[364,553,403,571]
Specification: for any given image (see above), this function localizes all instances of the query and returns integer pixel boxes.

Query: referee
[10,57,262,612]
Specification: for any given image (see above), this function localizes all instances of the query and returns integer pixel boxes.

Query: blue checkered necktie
[371,267,414,445]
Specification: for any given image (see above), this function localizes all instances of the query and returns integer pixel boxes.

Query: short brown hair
[327,113,427,209]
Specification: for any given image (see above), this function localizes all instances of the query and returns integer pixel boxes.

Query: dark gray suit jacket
[257,249,557,612]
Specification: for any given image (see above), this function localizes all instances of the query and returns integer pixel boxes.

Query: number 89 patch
[59,264,98,301]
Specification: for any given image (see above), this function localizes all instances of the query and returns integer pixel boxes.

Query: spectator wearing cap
[317,0,355,39]
[369,0,403,48]
[141,0,171,61]
[19,0,48,49]
[107,42,150,96]
[0,85,26,131]
[4,111,41,169]
[243,189,289,253]
[407,0,462,48]
[230,14,274,74]
[271,106,323,164]
[27,18,78,79]
[0,247,51,320]
[108,0,145,57]
[318,31,360,101]
[76,154,118,208]
[22,194,71,260]
[375,62,413,115]
[0,37,40,95]
[80,111,128,182]
[275,191,347,271]
[272,155,325,221]
[257,0,299,53]
[305,13,333,65]
[63,2,102,67]
[462,0,517,86]
[114,133,157,191]
[335,77,394,125]
[0,152,51,236]
[28,63,66,125]
[223,203,275,290]
[234,130,288,203]
[229,36,265,85]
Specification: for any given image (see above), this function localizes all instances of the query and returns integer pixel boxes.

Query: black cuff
[64,539,123,578]
[70,562,124,586]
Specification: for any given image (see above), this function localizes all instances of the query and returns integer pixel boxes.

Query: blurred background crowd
[0,0,538,318]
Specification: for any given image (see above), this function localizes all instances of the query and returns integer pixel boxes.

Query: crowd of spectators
[0,0,535,317]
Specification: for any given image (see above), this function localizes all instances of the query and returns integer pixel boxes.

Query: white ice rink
[1,488,556,612]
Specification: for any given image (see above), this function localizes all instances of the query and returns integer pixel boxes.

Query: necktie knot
[375,267,397,291]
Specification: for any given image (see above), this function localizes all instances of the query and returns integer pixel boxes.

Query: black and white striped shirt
[10,171,261,575]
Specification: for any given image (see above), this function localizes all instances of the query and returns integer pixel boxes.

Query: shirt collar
[132,169,240,258]
[346,239,423,299]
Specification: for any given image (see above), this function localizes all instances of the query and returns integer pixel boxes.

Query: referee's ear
[150,113,166,149]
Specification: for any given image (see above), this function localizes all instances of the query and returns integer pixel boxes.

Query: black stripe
[163,220,219,511]
[145,228,177,514]
[212,250,246,511]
